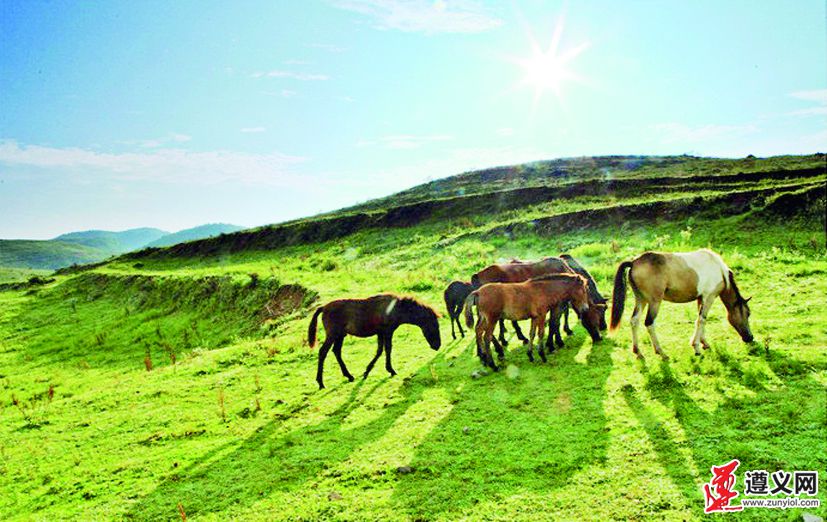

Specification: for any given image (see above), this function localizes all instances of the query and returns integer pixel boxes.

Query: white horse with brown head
[610,248,753,358]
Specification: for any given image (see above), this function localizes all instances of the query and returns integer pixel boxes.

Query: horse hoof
[659,354,670,361]
[348,376,355,382]
[318,384,325,390]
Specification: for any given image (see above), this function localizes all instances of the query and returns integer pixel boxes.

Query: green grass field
[1,155,825,521]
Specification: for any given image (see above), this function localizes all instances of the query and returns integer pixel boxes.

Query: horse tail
[307,306,324,349]
[610,261,633,331]
[464,292,478,328]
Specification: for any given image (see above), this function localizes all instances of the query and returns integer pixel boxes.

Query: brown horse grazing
[471,257,574,346]
[610,249,753,359]
[443,280,474,340]
[308,294,441,389]
[464,274,604,371]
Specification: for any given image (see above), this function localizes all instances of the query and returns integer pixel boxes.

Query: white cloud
[240,127,267,133]
[0,140,305,186]
[251,70,329,81]
[331,0,502,34]
[358,134,453,149]
[651,122,758,144]
[788,89,827,116]
[496,127,514,137]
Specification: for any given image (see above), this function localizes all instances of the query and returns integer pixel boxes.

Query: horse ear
[745,297,752,303]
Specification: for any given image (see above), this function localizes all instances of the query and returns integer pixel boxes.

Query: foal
[308,294,441,389]
[464,274,604,370]
[443,280,474,339]
[610,248,753,359]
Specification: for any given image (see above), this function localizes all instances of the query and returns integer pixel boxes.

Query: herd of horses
[308,248,754,389]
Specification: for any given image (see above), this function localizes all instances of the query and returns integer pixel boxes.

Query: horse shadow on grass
[123,329,615,520]
[621,345,827,511]
[388,331,615,519]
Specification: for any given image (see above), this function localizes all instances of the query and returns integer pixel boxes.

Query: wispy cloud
[0,140,305,186]
[251,70,329,81]
[357,134,453,149]
[331,0,502,34]
[240,127,267,133]
[261,89,297,98]
[788,89,827,116]
[651,122,758,144]
[496,127,514,137]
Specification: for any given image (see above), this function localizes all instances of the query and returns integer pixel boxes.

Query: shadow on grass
[388,331,614,518]
[622,346,827,512]
[121,328,613,520]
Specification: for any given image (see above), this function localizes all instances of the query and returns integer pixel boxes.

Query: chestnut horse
[610,248,753,359]
[443,280,474,340]
[464,274,604,370]
[471,257,573,346]
[308,294,441,389]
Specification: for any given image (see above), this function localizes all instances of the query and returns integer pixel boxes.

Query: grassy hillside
[0,155,825,521]
[0,239,112,270]
[145,223,245,248]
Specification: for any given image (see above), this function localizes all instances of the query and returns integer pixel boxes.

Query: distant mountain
[0,224,246,271]
[0,239,109,270]
[55,228,169,253]
[145,224,245,248]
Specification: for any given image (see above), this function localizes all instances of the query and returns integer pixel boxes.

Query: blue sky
[1,0,825,239]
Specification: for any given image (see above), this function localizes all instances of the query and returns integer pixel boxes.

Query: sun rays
[512,13,591,110]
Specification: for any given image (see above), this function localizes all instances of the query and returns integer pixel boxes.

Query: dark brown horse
[308,294,441,389]
[443,280,474,339]
[464,274,604,370]
[472,257,574,346]
[560,254,609,330]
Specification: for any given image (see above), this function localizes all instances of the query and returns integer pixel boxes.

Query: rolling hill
[0,153,825,521]
[144,223,245,248]
[0,224,245,270]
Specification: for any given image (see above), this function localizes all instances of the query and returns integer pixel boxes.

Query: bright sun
[514,14,590,105]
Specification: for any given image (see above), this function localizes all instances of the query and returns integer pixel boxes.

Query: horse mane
[393,295,437,315]
[530,273,584,283]
[727,272,746,304]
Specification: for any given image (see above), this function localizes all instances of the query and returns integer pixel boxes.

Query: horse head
[727,296,753,343]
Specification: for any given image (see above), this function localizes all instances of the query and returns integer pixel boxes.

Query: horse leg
[498,318,509,346]
[491,335,506,360]
[548,305,564,349]
[630,298,644,359]
[455,305,465,338]
[644,300,667,359]
[563,302,573,336]
[449,309,457,340]
[537,314,547,363]
[484,325,499,371]
[384,332,397,376]
[316,337,334,389]
[526,319,536,363]
[692,296,714,355]
[511,320,528,344]
[363,334,385,379]
[475,319,485,360]
[332,336,354,382]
